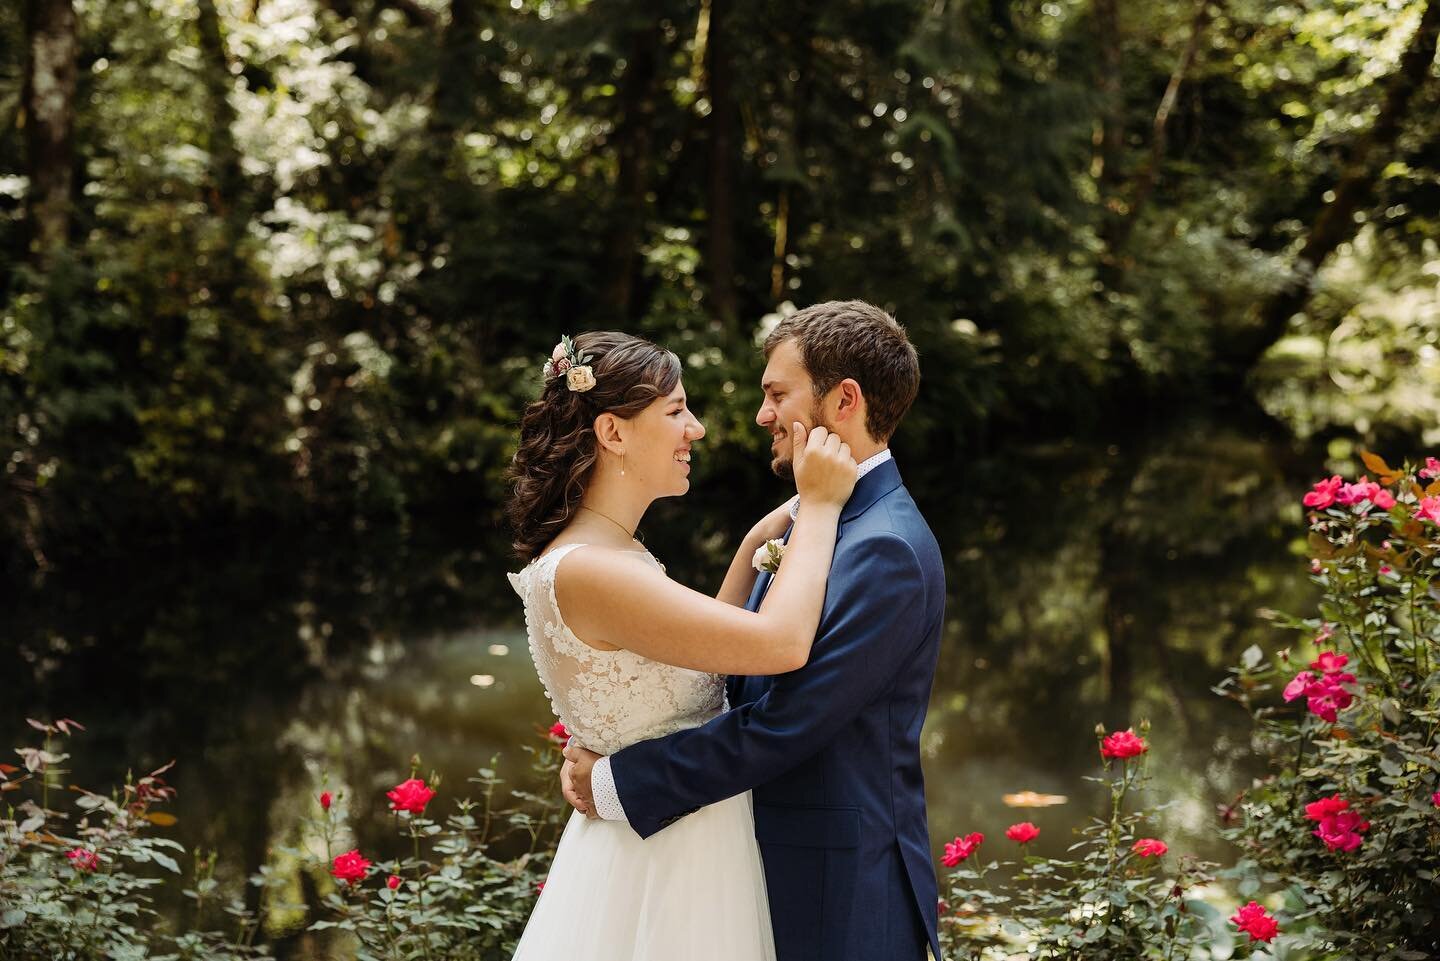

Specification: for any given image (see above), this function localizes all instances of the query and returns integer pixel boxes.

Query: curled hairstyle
[764,300,920,440]
[507,332,682,561]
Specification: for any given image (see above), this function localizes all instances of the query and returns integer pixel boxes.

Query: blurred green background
[4,0,1439,951]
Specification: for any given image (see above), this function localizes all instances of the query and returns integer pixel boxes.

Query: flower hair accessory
[543,335,596,393]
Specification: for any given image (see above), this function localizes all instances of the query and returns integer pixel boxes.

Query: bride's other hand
[791,422,857,508]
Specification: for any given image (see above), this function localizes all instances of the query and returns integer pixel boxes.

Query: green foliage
[1215,451,1440,959]
[290,751,567,960]
[0,719,269,961]
[0,717,568,960]
[3,0,1439,572]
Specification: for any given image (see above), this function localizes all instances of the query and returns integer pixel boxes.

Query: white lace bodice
[507,543,726,755]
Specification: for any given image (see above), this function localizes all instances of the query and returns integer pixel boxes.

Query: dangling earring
[620,453,626,476]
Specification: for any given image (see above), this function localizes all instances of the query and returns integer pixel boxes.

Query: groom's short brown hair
[764,300,920,441]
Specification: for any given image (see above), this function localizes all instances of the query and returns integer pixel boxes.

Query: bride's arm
[714,497,796,607]
[555,425,853,676]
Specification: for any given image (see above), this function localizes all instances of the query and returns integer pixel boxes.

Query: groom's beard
[770,404,832,481]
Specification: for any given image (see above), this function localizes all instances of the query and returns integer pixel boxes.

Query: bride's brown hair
[506,332,682,561]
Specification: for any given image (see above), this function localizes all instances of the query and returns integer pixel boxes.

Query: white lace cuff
[590,756,627,822]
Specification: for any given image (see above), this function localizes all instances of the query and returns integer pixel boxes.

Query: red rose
[319,791,332,811]
[330,849,372,885]
[1004,822,1040,844]
[1432,790,1440,808]
[1230,901,1279,943]
[548,721,569,744]
[387,874,402,890]
[66,848,100,873]
[941,832,984,867]
[1132,838,1168,857]
[386,777,436,815]
[1303,795,1351,822]
[1100,729,1147,760]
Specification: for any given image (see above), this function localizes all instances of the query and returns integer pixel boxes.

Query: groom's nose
[756,401,775,428]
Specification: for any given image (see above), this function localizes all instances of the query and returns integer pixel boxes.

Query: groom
[564,300,946,961]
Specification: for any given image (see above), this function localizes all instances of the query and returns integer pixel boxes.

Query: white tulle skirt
[512,791,776,961]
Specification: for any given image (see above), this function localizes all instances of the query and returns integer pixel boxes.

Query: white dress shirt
[587,448,893,823]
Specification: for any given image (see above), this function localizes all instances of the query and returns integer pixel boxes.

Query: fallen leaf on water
[1003,791,1069,808]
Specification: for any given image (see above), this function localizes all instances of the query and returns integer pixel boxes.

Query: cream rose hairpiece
[542,335,596,393]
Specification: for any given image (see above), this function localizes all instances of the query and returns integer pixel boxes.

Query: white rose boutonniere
[752,538,786,574]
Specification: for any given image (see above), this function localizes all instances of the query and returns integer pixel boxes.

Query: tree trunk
[1106,0,1219,257]
[1223,0,1440,375]
[433,0,480,135]
[195,0,251,300]
[1092,0,1125,285]
[22,0,77,265]
[704,0,738,327]
[602,23,662,323]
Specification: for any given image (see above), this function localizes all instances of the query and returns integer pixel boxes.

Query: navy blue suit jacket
[611,460,945,961]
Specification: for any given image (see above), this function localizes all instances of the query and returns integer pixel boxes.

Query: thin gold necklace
[579,505,641,542]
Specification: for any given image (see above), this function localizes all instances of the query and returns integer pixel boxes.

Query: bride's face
[623,381,706,498]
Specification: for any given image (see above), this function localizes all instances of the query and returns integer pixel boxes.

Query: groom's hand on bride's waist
[562,743,603,820]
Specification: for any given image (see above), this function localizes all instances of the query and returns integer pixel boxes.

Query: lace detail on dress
[507,544,725,755]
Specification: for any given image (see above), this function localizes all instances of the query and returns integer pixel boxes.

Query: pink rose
[1304,795,1370,852]
[942,832,984,867]
[548,721,569,744]
[1004,822,1040,844]
[1414,496,1440,524]
[1309,651,1348,674]
[387,874,402,890]
[1373,489,1396,510]
[536,880,546,893]
[386,777,436,815]
[551,343,567,363]
[319,791,332,811]
[1305,675,1357,723]
[1310,558,1323,574]
[330,849,372,885]
[1431,791,1440,808]
[66,848,100,873]
[1421,456,1440,480]
[1100,729,1148,760]
[1335,477,1380,506]
[1379,564,1393,576]
[550,357,572,376]
[1132,838,1168,857]
[1314,810,1370,852]
[1283,671,1316,702]
[1303,475,1344,509]
[1230,901,1279,942]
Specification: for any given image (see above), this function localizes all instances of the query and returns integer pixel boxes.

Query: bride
[505,331,856,960]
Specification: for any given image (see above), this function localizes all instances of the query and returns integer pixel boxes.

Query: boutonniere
[752,538,786,574]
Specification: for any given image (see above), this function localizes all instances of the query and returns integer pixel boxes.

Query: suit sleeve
[611,532,930,839]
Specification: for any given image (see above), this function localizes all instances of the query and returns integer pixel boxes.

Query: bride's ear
[593,412,626,457]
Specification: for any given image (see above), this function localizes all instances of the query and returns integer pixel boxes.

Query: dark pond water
[5,411,1324,952]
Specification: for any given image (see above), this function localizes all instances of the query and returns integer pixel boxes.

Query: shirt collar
[789,448,892,520]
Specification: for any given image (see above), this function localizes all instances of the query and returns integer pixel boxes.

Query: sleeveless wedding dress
[506,543,776,961]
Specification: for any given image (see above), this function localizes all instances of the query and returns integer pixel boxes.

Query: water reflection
[6,416,1320,949]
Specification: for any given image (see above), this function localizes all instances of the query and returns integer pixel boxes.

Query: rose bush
[1215,451,1440,959]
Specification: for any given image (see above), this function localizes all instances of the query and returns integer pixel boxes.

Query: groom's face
[757,338,829,481]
